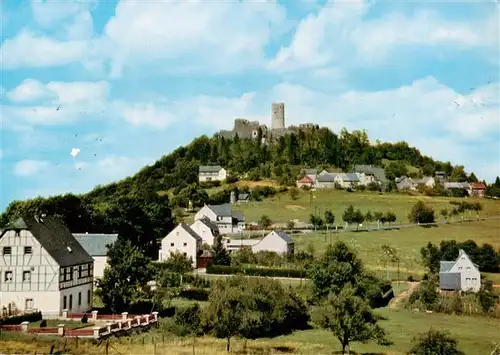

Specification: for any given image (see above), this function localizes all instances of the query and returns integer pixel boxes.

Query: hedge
[0,311,42,325]
[178,288,209,301]
[206,264,306,278]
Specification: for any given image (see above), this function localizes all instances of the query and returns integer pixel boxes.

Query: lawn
[2,309,499,354]
[292,219,500,283]
[29,319,92,330]
[232,188,500,224]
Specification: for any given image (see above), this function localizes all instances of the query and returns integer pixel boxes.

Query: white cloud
[64,11,94,41]
[117,102,177,129]
[7,79,53,103]
[270,1,498,71]
[31,0,90,28]
[14,160,51,177]
[0,29,87,69]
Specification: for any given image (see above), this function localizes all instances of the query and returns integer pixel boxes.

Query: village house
[468,182,487,197]
[444,182,470,192]
[252,230,294,255]
[435,171,448,182]
[0,217,94,317]
[198,165,227,182]
[395,176,417,191]
[439,249,481,292]
[414,176,436,189]
[353,165,387,185]
[158,224,202,267]
[194,203,245,235]
[190,217,219,247]
[296,175,314,189]
[230,191,250,204]
[314,173,336,189]
[336,173,360,189]
[73,233,118,279]
[301,168,318,183]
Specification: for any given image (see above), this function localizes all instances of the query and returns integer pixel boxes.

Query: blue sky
[1,0,499,211]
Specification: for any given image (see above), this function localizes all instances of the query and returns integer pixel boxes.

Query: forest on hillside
[1,126,498,257]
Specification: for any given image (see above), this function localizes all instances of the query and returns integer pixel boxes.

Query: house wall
[159,226,200,267]
[199,168,227,182]
[60,283,93,315]
[252,232,291,254]
[92,256,108,279]
[449,254,481,292]
[194,206,217,222]
[0,230,93,316]
[315,181,335,189]
[190,220,217,246]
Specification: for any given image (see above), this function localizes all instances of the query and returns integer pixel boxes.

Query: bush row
[177,288,210,301]
[206,264,306,278]
[0,311,42,325]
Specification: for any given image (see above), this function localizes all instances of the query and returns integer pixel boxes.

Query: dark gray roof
[272,230,294,245]
[73,233,118,257]
[440,261,455,273]
[207,203,233,217]
[344,173,359,182]
[180,224,202,241]
[195,217,219,232]
[317,174,335,182]
[238,193,249,200]
[199,165,223,173]
[232,211,245,222]
[354,165,387,182]
[3,217,93,267]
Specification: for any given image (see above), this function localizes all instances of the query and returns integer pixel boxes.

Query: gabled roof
[298,176,313,183]
[470,182,487,190]
[238,193,250,200]
[343,173,359,182]
[444,182,470,189]
[317,174,335,182]
[354,165,387,182]
[440,249,479,273]
[3,216,93,267]
[232,211,245,222]
[73,233,118,257]
[194,217,218,232]
[178,224,202,242]
[199,165,223,173]
[207,203,233,217]
[271,230,294,245]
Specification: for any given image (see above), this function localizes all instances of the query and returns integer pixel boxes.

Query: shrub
[178,288,210,301]
[40,320,47,328]
[225,175,239,184]
[206,264,306,278]
[81,314,88,324]
[0,311,42,326]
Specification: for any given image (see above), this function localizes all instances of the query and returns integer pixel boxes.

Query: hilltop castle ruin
[217,103,315,140]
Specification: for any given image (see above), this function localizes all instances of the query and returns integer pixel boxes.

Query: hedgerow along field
[232,188,500,224]
[2,308,499,354]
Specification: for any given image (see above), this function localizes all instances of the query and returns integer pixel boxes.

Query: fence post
[62,309,68,319]
[21,321,29,332]
[126,319,132,329]
[57,324,65,336]
[92,326,101,339]
[121,312,128,321]
[91,310,98,321]
[106,322,112,334]
[152,312,158,323]
[144,314,150,325]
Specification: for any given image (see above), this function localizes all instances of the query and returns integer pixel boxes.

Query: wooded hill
[0,127,494,257]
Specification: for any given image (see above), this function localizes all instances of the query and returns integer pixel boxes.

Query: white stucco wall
[92,256,108,279]
[60,283,93,314]
[190,220,216,246]
[159,225,200,267]
[194,206,217,222]
[449,253,481,292]
[252,232,290,254]
[198,168,227,182]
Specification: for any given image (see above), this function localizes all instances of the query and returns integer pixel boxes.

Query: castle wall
[271,103,285,130]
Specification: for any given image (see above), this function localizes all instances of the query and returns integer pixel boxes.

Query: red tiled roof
[298,176,313,183]
[470,182,487,190]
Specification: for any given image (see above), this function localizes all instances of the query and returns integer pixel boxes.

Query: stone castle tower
[271,102,285,130]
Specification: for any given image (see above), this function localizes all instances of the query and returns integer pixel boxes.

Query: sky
[0,0,499,212]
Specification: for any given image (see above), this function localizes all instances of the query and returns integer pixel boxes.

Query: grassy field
[232,188,500,224]
[29,319,92,329]
[2,308,499,354]
[292,218,500,283]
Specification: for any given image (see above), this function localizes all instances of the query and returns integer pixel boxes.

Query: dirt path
[389,282,420,309]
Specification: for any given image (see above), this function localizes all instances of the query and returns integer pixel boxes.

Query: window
[69,295,73,310]
[2,246,11,255]
[63,267,73,281]
[87,290,91,305]
[183,242,187,247]
[23,271,31,282]
[63,296,67,310]
[183,252,187,257]
[170,242,174,247]
[25,299,34,311]
[4,271,13,282]
[176,231,179,236]
[458,266,462,271]
[466,267,471,271]
[78,292,82,306]
[24,246,32,255]
[78,264,90,278]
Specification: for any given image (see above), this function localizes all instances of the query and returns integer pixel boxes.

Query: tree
[259,215,272,230]
[212,235,231,266]
[324,210,335,227]
[162,251,194,274]
[312,285,391,354]
[408,201,435,224]
[310,214,324,230]
[96,239,152,313]
[385,211,396,225]
[289,187,299,200]
[286,220,295,230]
[174,304,203,355]
[381,244,400,281]
[420,242,441,274]
[342,205,355,227]
[440,208,448,220]
[365,210,373,223]
[408,329,464,355]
